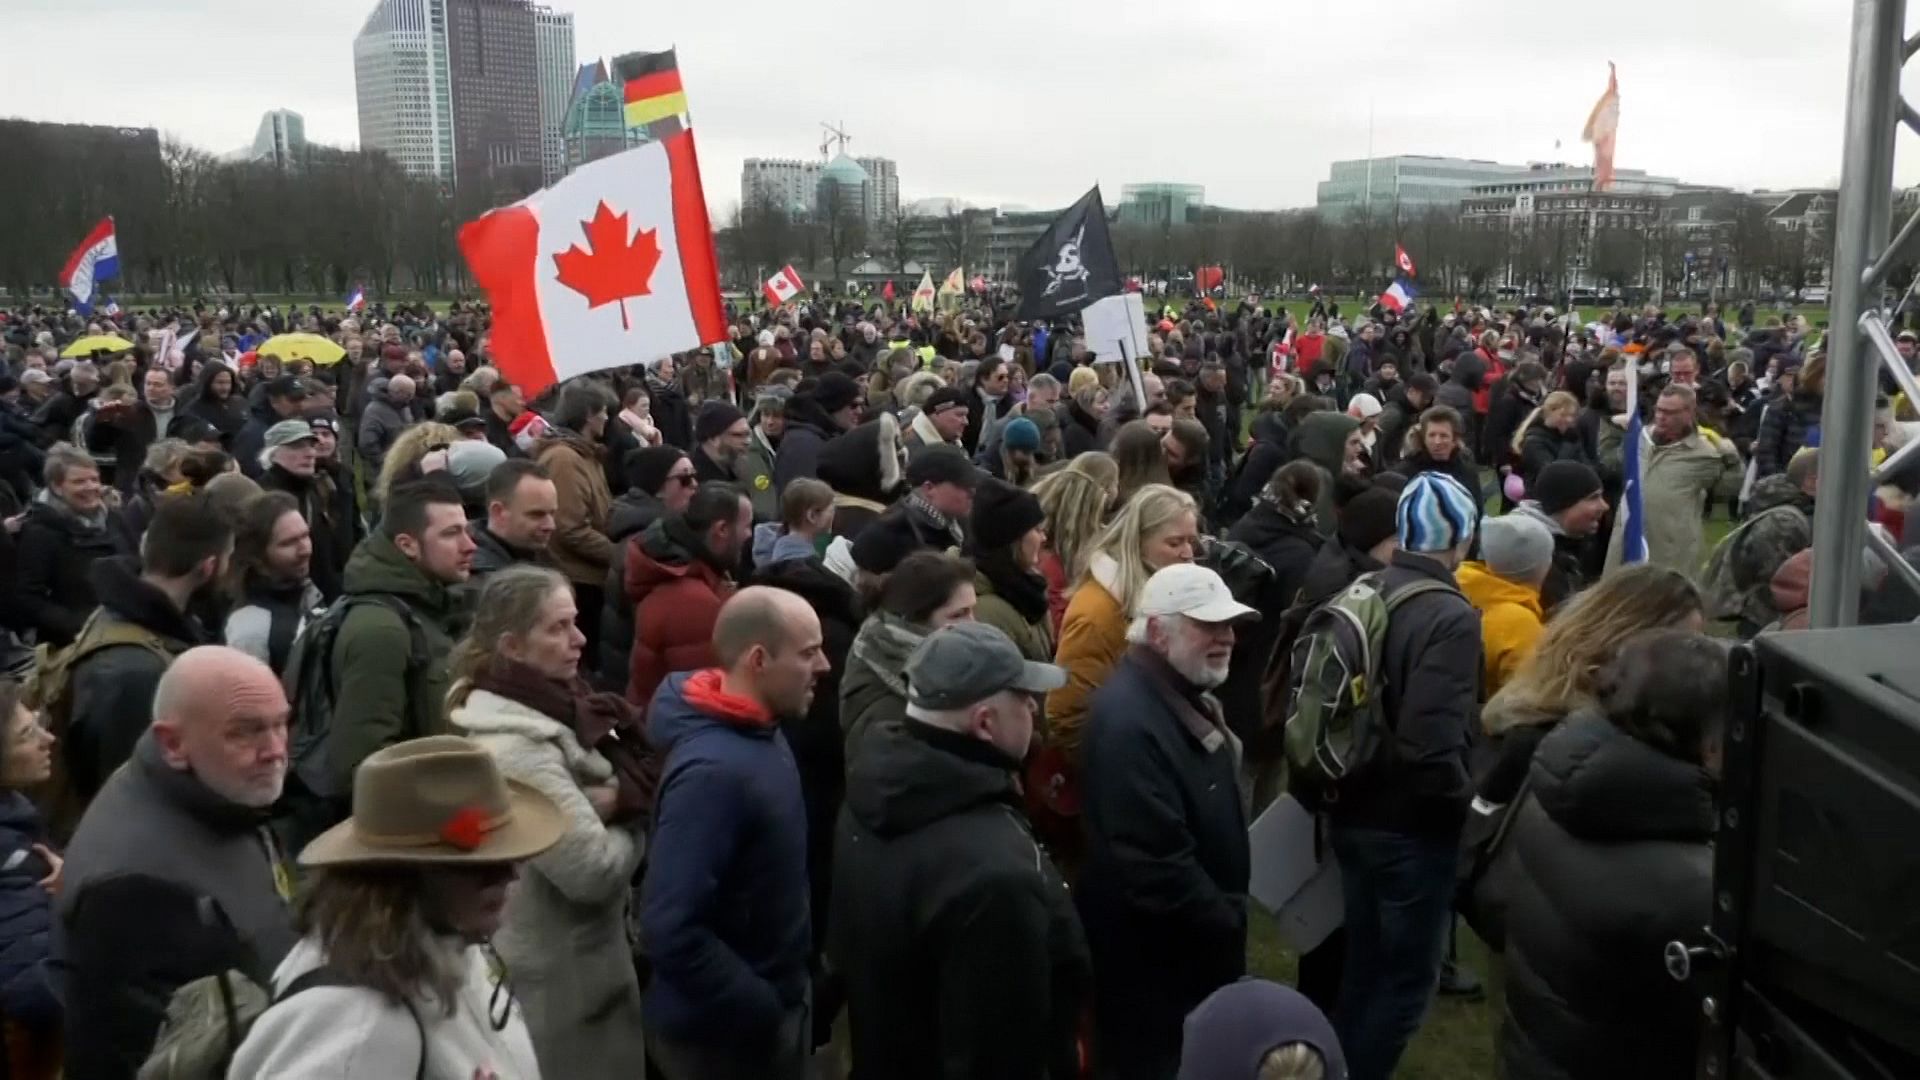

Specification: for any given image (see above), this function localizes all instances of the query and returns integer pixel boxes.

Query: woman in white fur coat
[447,566,651,1080]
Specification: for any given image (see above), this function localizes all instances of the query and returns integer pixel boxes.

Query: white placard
[1083,293,1149,363]
[1247,794,1345,952]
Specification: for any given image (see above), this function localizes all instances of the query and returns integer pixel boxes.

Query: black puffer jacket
[1499,711,1714,1080]
[1518,422,1599,492]
[1219,410,1290,526]
[1751,390,1824,480]
[831,717,1089,1080]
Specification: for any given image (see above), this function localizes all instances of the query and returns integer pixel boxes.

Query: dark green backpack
[1283,571,1452,801]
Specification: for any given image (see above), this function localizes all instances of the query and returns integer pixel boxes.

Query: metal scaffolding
[1811,0,1918,627]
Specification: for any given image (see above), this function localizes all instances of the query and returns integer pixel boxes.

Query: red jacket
[625,524,735,707]
[1473,352,1508,416]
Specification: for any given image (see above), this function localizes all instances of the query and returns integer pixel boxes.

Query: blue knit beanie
[1177,979,1347,1080]
[1002,416,1041,452]
[1396,471,1479,553]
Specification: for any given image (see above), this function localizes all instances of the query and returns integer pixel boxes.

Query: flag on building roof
[457,130,727,399]
[1395,244,1416,277]
[1620,358,1649,564]
[615,48,688,139]
[345,283,367,312]
[61,216,119,315]
[1379,277,1416,314]
[911,269,936,313]
[1582,61,1620,191]
[763,264,804,307]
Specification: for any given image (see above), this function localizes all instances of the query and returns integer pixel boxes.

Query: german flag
[616,49,687,129]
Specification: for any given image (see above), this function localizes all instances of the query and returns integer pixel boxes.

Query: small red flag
[883,279,895,302]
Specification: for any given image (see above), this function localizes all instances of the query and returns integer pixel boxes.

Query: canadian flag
[763,265,804,307]
[458,131,727,398]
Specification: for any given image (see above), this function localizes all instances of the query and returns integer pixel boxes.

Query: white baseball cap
[1137,564,1259,625]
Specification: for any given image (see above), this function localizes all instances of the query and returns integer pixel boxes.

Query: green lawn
[1153,296,1829,331]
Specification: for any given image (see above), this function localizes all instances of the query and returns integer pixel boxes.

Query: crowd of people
[0,286,1907,1080]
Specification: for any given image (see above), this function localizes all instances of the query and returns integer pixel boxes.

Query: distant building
[741,153,900,224]
[532,6,575,185]
[856,156,900,222]
[742,158,819,218]
[1460,164,1679,290]
[248,109,307,168]
[1119,182,1205,227]
[817,153,871,223]
[352,0,457,181]
[561,60,645,174]
[445,0,542,184]
[1316,155,1530,219]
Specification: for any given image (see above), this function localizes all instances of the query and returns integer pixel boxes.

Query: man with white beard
[1076,563,1257,1080]
[56,646,297,1078]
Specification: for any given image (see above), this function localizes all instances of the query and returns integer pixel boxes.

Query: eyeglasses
[666,472,698,486]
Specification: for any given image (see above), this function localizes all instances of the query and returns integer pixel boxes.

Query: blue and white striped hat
[1396,471,1479,554]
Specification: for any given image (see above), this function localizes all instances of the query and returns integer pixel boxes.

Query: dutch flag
[61,217,119,315]
[1620,359,1650,564]
[1379,277,1416,314]
[345,283,367,312]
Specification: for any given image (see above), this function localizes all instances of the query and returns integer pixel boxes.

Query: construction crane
[819,122,851,160]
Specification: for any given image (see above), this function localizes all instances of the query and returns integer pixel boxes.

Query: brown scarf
[471,657,662,824]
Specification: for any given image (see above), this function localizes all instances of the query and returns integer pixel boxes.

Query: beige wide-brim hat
[301,735,567,868]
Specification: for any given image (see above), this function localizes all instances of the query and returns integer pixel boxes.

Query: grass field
[1152,295,1831,333]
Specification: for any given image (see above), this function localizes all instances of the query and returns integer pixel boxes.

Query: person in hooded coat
[816,412,905,543]
[600,447,696,681]
[775,372,865,494]
[1225,461,1323,605]
[644,357,693,451]
[1497,630,1722,1080]
[1291,410,1367,540]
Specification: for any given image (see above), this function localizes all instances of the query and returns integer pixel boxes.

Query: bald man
[58,646,297,1079]
[358,372,417,474]
[640,587,827,1080]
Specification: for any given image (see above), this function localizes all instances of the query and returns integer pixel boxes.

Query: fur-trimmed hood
[817,411,904,503]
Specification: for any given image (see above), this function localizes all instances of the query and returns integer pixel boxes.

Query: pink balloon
[1504,472,1527,503]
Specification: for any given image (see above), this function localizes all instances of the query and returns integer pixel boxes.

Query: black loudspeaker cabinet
[1688,627,1920,1080]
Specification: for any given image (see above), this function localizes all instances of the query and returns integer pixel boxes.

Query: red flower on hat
[440,806,489,851]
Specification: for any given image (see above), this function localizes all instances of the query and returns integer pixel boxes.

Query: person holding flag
[1604,364,1742,577]
[345,283,367,312]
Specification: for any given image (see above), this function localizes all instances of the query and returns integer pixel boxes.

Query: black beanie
[812,371,862,415]
[1532,461,1604,515]
[625,445,688,495]
[693,400,746,444]
[1338,486,1401,552]
[968,478,1047,552]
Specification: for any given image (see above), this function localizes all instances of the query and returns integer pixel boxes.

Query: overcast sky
[6,0,1916,217]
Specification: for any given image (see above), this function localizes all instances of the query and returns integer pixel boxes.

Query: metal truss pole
[1811,0,1906,628]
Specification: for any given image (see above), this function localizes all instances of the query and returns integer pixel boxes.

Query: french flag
[345,283,367,312]
[1379,276,1416,314]
[1620,360,1650,564]
[61,217,119,315]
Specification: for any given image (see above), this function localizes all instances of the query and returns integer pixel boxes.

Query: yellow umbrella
[60,334,135,357]
[257,332,347,367]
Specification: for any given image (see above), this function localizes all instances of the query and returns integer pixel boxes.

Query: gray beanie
[1481,514,1555,582]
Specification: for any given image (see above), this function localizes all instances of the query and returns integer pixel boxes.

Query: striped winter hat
[1396,471,1479,554]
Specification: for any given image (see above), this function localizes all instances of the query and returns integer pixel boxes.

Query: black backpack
[280,594,429,821]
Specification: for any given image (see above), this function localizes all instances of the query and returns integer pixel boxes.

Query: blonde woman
[1479,563,1703,805]
[1032,484,1198,864]
[1513,390,1594,491]
[372,421,464,510]
[446,566,651,1080]
[1031,452,1118,634]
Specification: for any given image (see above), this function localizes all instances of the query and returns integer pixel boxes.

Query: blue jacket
[639,670,811,1046]
[0,793,55,1029]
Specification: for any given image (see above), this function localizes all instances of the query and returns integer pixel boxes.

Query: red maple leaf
[552,200,663,330]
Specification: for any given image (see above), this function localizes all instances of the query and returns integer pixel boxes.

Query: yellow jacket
[1456,561,1546,698]
[1046,575,1128,763]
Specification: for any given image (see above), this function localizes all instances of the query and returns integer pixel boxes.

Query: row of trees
[0,120,545,301]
